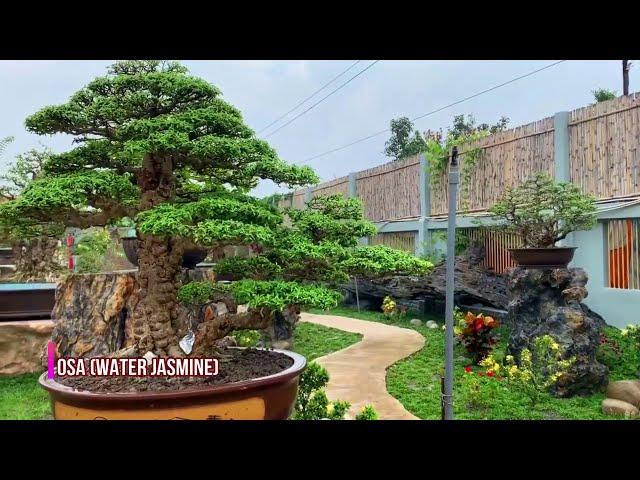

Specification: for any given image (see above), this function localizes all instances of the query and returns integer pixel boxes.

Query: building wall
[570,202,640,328]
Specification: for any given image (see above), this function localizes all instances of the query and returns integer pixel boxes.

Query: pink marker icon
[47,341,55,379]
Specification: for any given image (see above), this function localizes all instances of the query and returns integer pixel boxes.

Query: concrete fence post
[304,186,313,207]
[554,111,570,183]
[348,172,357,198]
[416,154,431,257]
[554,111,572,247]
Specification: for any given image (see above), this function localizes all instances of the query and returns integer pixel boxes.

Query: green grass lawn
[293,321,362,361]
[0,321,361,420]
[307,305,639,420]
[0,373,51,420]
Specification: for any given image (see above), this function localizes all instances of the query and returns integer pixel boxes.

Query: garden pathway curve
[300,312,425,420]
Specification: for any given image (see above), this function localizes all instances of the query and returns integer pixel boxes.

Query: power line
[263,60,381,139]
[299,60,567,164]
[257,60,362,135]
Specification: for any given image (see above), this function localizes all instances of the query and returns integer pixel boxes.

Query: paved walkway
[300,312,425,420]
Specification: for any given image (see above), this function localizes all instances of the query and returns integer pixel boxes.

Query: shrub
[381,296,397,318]
[489,172,597,248]
[355,405,378,420]
[621,324,640,374]
[293,362,350,420]
[454,310,500,364]
[502,335,575,406]
[461,364,504,410]
[75,229,113,273]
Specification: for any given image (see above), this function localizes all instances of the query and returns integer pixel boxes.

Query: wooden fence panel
[355,154,421,222]
[290,190,307,210]
[463,228,522,274]
[311,176,349,199]
[369,231,416,253]
[569,93,640,199]
[430,117,555,215]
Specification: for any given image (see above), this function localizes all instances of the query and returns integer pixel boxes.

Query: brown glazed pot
[39,349,306,420]
[508,247,577,268]
[121,238,208,269]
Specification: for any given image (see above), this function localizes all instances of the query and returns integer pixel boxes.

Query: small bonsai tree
[181,193,432,353]
[0,61,432,359]
[489,172,597,248]
[0,148,66,281]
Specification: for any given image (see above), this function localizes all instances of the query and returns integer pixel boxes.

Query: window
[606,219,640,289]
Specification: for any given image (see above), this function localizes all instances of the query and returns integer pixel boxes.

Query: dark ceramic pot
[121,238,208,269]
[39,349,306,420]
[0,283,56,321]
[508,247,577,268]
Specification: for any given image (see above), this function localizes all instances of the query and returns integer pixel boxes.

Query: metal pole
[443,146,459,420]
[353,275,360,312]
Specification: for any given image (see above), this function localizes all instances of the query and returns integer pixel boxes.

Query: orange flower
[483,316,495,327]
[465,312,475,323]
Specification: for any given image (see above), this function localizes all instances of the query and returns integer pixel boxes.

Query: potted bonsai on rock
[0,61,431,419]
[489,172,597,268]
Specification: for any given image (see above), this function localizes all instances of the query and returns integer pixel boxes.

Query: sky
[0,60,633,197]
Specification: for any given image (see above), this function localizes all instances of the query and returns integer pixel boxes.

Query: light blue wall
[570,202,640,328]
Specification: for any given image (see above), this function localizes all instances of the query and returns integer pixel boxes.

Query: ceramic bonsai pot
[121,237,208,269]
[39,349,306,420]
[508,247,577,268]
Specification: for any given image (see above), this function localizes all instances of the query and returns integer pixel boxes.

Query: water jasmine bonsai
[489,172,597,267]
[0,61,431,419]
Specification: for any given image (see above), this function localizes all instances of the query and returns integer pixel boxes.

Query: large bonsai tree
[0,148,65,281]
[0,61,431,358]
[489,172,597,247]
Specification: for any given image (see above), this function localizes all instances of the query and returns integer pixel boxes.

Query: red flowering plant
[454,310,500,364]
[460,362,505,412]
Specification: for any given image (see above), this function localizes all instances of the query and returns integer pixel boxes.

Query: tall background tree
[384,117,427,160]
[0,148,65,281]
[592,88,617,103]
[0,61,431,359]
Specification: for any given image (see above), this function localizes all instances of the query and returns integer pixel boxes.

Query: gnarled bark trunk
[129,153,185,356]
[130,235,184,356]
[12,237,64,282]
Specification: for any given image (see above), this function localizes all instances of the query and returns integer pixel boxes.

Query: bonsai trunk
[12,237,63,282]
[130,234,184,356]
[130,154,184,357]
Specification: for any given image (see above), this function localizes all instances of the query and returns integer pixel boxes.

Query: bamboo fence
[355,154,421,222]
[369,231,416,253]
[285,93,640,220]
[569,92,640,199]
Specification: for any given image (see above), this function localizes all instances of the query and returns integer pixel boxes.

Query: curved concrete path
[300,312,425,420]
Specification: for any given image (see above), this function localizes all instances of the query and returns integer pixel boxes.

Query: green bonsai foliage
[0,61,430,357]
[180,194,432,311]
[489,172,597,248]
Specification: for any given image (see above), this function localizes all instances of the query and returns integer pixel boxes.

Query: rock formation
[0,320,53,374]
[344,244,508,313]
[602,380,640,417]
[507,267,608,397]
